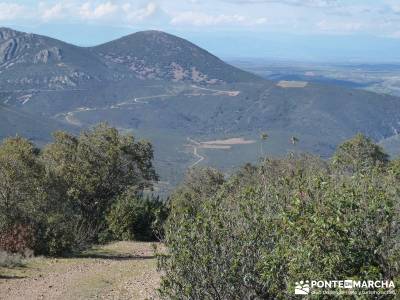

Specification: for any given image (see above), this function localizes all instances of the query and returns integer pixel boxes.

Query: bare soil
[0,242,161,300]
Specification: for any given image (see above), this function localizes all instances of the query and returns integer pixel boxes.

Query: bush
[0,124,158,256]
[0,224,35,254]
[34,214,78,256]
[332,133,389,173]
[42,123,158,245]
[106,192,168,241]
[0,251,25,268]
[169,167,225,217]
[159,154,400,299]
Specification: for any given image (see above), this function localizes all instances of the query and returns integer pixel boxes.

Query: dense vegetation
[0,123,163,256]
[158,134,400,299]
[1,125,399,297]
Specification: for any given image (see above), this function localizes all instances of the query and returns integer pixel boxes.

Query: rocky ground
[0,242,161,300]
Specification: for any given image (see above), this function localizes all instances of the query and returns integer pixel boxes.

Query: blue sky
[2,0,400,62]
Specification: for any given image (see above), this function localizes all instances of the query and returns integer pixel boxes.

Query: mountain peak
[135,30,167,35]
[93,30,261,83]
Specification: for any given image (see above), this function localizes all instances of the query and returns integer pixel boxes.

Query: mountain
[0,28,109,91]
[91,30,261,83]
[0,28,259,93]
[1,27,400,191]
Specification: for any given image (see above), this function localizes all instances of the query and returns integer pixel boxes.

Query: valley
[1,27,400,192]
[1,1,400,297]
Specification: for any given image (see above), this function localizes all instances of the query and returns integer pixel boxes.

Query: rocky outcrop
[34,47,62,64]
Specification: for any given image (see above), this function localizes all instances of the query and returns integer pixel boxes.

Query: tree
[0,137,46,231]
[106,191,168,241]
[332,133,389,173]
[169,167,224,217]
[0,124,159,254]
[260,132,269,158]
[42,123,158,238]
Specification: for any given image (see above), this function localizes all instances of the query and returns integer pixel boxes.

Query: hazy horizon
[3,0,400,63]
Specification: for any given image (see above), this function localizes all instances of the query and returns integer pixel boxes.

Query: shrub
[34,214,78,256]
[159,154,400,299]
[0,137,47,244]
[0,224,35,254]
[0,251,25,268]
[169,167,225,218]
[42,123,158,243]
[0,124,158,256]
[332,133,389,173]
[106,192,168,241]
[389,158,400,180]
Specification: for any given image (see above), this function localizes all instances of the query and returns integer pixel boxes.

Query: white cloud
[123,2,159,22]
[220,0,340,8]
[317,19,364,32]
[36,1,162,24]
[2,0,400,40]
[170,11,266,26]
[79,2,119,20]
[0,2,28,21]
[385,0,400,14]
[40,2,70,21]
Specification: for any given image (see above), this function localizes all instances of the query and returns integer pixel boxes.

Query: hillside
[92,30,261,83]
[1,27,400,189]
[0,103,70,144]
[0,28,110,91]
[380,134,400,158]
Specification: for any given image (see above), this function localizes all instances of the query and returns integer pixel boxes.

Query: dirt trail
[0,242,161,300]
[187,137,205,168]
[58,85,240,126]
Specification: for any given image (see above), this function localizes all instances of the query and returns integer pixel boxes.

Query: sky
[2,0,400,62]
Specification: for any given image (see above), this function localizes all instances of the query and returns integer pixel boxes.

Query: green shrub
[0,124,158,256]
[106,192,168,241]
[332,133,389,173]
[0,251,25,268]
[169,167,225,218]
[159,154,400,299]
[42,123,158,244]
[35,214,77,256]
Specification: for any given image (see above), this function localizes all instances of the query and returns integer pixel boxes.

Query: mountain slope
[380,134,400,158]
[1,27,400,190]
[91,30,261,83]
[0,27,110,91]
[0,103,71,144]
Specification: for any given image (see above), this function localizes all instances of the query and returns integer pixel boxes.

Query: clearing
[186,137,256,168]
[276,80,308,88]
[0,242,161,300]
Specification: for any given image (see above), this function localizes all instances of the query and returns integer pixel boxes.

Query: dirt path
[57,85,241,126]
[0,242,161,300]
[187,137,205,168]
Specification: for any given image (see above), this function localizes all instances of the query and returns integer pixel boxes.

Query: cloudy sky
[2,0,400,61]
